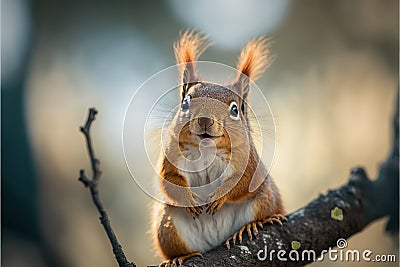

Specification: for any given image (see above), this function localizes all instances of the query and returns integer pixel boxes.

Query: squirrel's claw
[205,197,226,215]
[205,191,226,215]
[159,252,203,267]
[191,191,203,203]
[185,205,203,219]
[225,214,287,250]
[183,190,203,219]
[225,222,262,250]
[262,214,287,225]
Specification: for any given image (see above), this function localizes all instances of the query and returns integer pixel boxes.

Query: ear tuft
[174,30,211,96]
[174,30,210,66]
[236,36,273,82]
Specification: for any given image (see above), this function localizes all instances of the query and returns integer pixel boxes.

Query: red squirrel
[151,30,285,266]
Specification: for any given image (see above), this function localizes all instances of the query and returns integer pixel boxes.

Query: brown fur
[152,31,284,264]
[174,30,210,66]
[174,30,211,95]
[252,177,284,220]
[236,36,273,82]
[154,205,192,259]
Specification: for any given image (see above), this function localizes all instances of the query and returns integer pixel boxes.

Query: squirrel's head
[172,30,272,151]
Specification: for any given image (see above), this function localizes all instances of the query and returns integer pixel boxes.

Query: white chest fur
[170,201,254,253]
[177,145,232,199]
[173,145,254,252]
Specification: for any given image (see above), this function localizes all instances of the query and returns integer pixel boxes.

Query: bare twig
[78,108,136,267]
[77,94,397,267]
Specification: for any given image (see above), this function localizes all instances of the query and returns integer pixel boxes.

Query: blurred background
[1,0,398,266]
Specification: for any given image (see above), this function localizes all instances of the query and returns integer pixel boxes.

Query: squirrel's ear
[233,37,273,99]
[174,30,210,99]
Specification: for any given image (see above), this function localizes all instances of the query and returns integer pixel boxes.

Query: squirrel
[151,30,285,266]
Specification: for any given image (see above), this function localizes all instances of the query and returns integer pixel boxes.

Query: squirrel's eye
[181,94,191,112]
[229,102,239,119]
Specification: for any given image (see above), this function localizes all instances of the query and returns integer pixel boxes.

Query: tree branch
[78,108,136,267]
[181,96,399,266]
[77,94,397,267]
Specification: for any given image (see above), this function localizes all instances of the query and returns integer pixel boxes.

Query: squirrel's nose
[197,117,214,129]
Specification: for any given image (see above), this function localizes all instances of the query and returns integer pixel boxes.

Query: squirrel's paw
[225,221,260,250]
[225,214,287,250]
[205,192,227,215]
[183,190,203,219]
[159,252,203,267]
[261,214,287,225]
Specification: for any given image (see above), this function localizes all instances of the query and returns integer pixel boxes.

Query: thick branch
[77,93,397,267]
[78,108,136,267]
[181,97,399,266]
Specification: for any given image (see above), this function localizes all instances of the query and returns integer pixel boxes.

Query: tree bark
[78,94,398,267]
[180,96,399,266]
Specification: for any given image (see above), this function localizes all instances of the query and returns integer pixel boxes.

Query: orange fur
[252,178,284,220]
[152,31,284,266]
[154,205,192,259]
[174,30,210,65]
[236,37,273,81]
[174,30,211,86]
